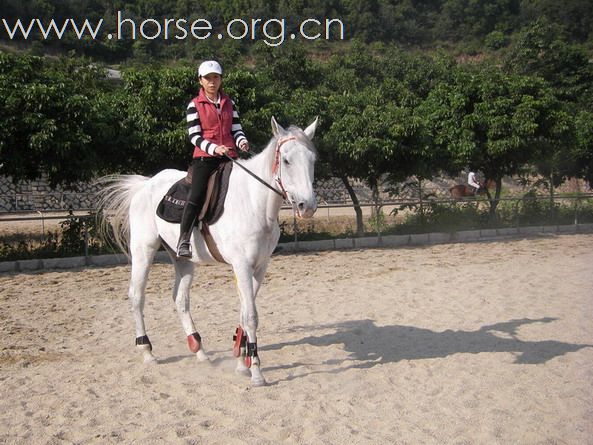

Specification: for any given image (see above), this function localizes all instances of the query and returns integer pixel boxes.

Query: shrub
[484,31,507,50]
[1,197,591,261]
[0,211,114,261]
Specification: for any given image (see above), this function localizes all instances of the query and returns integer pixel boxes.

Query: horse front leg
[233,263,268,377]
[172,258,209,362]
[233,264,266,386]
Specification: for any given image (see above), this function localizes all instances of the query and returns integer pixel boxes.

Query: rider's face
[199,73,222,98]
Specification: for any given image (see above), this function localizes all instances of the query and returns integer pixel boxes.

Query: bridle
[224,136,296,201]
[272,136,296,203]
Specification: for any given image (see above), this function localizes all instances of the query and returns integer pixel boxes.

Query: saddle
[157,161,232,225]
[156,162,233,263]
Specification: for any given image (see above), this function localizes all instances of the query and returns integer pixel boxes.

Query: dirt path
[1,234,592,444]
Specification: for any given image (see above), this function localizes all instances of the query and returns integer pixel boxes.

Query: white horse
[97,117,318,386]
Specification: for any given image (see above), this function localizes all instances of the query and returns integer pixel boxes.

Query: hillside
[1,0,591,63]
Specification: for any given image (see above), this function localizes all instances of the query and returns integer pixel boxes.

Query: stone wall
[1,175,368,212]
[3,173,586,213]
[0,174,466,213]
[0,175,100,212]
[0,175,379,212]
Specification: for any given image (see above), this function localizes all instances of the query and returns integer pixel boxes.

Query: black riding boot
[177,201,198,258]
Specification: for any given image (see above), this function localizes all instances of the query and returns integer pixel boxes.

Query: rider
[468,169,481,194]
[177,60,250,258]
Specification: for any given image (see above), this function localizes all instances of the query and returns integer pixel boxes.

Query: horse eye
[283,159,290,166]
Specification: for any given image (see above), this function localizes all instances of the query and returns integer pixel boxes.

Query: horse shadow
[261,318,592,382]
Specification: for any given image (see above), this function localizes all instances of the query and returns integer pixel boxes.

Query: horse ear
[271,116,285,137]
[303,116,319,140]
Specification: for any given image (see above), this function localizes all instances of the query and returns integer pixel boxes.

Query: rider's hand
[214,145,229,156]
[239,140,250,152]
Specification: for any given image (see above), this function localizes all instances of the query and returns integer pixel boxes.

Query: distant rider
[468,170,481,194]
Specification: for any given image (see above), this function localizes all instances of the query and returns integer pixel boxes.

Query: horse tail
[95,174,149,256]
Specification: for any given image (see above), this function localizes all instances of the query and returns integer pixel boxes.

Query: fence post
[293,212,298,245]
[514,199,520,228]
[84,221,89,262]
[36,211,45,241]
[574,196,579,226]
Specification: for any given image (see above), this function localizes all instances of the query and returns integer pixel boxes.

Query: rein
[223,136,296,200]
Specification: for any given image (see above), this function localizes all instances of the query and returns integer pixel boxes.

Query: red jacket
[192,89,238,159]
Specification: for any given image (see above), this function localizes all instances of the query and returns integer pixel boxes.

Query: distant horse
[97,117,318,386]
[449,180,494,199]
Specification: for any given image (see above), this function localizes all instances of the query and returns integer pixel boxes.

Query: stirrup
[176,240,192,258]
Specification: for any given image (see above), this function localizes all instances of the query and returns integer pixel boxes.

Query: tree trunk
[549,169,555,222]
[418,178,424,226]
[488,177,502,222]
[370,177,382,238]
[340,175,364,236]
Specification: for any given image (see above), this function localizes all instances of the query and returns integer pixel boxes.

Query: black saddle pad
[156,162,232,225]
[156,178,190,223]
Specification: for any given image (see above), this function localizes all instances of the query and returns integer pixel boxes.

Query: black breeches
[187,157,223,207]
[179,157,224,235]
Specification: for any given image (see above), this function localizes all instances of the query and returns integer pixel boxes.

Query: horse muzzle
[295,198,317,219]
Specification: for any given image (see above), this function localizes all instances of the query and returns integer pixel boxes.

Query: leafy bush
[0,211,114,261]
[1,198,591,261]
[484,31,507,50]
[496,192,593,226]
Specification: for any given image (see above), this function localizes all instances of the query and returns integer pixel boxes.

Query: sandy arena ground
[1,234,592,444]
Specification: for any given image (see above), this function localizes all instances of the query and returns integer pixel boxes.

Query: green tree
[0,53,109,187]
[574,111,593,184]
[421,62,567,218]
[504,19,592,196]
[116,65,195,174]
[315,43,382,234]
[504,18,593,106]
[317,45,437,234]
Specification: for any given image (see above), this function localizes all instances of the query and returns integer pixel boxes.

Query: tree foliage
[1,1,592,224]
[1,0,591,61]
[420,62,574,215]
[0,53,108,186]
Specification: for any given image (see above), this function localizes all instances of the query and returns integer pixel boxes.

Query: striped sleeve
[230,100,247,147]
[186,101,217,156]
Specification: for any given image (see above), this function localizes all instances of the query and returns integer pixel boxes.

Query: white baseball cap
[198,60,223,77]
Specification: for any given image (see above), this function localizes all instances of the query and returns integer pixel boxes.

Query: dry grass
[0,212,399,245]
[278,212,402,240]
[1,205,400,239]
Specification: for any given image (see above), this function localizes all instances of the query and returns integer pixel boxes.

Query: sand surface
[1,234,592,444]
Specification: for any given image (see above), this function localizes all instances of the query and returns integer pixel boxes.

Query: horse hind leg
[170,255,209,362]
[129,245,158,364]
[127,188,162,364]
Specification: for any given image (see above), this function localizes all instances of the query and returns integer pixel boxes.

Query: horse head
[270,117,318,218]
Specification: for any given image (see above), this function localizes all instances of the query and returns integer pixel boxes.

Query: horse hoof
[196,350,209,362]
[235,367,251,377]
[251,376,267,387]
[143,355,158,365]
